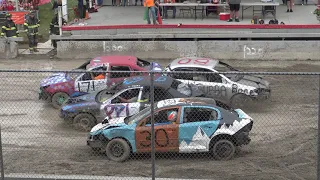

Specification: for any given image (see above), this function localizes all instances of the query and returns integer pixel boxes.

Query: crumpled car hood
[90,117,126,135]
[236,75,270,89]
[40,73,70,87]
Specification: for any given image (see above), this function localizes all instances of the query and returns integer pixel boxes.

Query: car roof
[89,56,139,68]
[121,75,174,89]
[168,57,219,70]
[156,97,217,109]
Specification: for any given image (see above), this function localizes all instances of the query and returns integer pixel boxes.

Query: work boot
[227,18,233,22]
[235,18,239,22]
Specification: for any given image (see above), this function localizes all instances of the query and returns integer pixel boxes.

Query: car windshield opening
[125,106,151,125]
[96,89,114,103]
[137,58,151,68]
[67,70,82,80]
[215,62,238,72]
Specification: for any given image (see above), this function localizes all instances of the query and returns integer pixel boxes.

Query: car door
[178,106,221,153]
[170,67,194,85]
[189,68,228,102]
[135,107,181,153]
[74,65,109,93]
[102,87,143,119]
[107,65,132,86]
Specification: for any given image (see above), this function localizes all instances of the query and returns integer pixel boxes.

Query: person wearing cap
[24,10,40,53]
[49,13,67,50]
[1,13,19,38]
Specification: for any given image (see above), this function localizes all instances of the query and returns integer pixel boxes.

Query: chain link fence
[0,69,318,180]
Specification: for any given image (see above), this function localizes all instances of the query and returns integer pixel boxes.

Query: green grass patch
[37,0,78,42]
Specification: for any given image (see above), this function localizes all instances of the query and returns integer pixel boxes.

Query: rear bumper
[234,121,253,146]
[39,87,51,101]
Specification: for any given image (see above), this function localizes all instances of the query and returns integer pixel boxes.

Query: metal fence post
[0,124,4,180]
[58,6,63,36]
[318,75,320,180]
[150,71,155,180]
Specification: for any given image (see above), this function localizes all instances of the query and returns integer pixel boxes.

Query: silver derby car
[164,57,271,108]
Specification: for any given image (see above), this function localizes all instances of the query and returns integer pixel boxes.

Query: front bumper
[254,89,271,100]
[87,134,108,149]
[59,109,76,122]
[233,121,253,146]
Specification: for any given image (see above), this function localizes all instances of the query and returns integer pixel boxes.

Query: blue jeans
[147,6,157,24]
[122,0,127,6]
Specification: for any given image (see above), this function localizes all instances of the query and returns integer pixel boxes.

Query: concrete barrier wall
[57,41,320,60]
[0,39,19,59]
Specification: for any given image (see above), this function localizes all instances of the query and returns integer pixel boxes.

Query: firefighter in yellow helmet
[24,10,40,53]
[1,13,19,38]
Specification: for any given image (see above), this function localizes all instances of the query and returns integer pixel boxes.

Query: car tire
[212,139,236,161]
[52,92,69,109]
[106,138,131,162]
[73,113,96,132]
[230,94,252,109]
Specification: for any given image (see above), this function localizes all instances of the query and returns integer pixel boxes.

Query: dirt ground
[0,58,319,180]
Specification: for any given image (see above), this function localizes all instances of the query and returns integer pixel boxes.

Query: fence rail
[0,69,318,180]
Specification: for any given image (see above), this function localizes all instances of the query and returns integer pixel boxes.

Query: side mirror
[102,116,109,124]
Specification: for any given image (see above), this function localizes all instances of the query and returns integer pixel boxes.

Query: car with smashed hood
[59,75,204,131]
[164,57,271,108]
[39,56,162,109]
[87,97,253,162]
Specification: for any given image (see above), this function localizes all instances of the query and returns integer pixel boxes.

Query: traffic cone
[85,10,91,19]
[157,10,162,24]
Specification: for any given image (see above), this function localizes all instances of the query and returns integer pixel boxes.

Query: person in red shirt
[163,0,176,19]
[7,1,15,11]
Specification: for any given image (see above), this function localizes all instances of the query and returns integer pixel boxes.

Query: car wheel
[230,94,252,109]
[106,138,130,162]
[52,92,69,109]
[212,139,236,161]
[73,113,96,132]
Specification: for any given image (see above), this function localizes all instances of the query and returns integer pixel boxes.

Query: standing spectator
[227,0,241,22]
[52,0,59,14]
[163,0,176,19]
[143,0,158,24]
[135,0,142,5]
[155,0,162,18]
[122,0,126,6]
[96,0,103,8]
[1,13,19,38]
[287,0,293,12]
[7,1,14,11]
[1,1,7,11]
[32,0,39,10]
[24,10,40,53]
[282,0,286,5]
[301,0,307,5]
[77,0,86,25]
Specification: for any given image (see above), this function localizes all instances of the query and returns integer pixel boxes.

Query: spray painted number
[78,81,95,92]
[140,129,169,147]
[178,58,209,65]
[104,104,130,119]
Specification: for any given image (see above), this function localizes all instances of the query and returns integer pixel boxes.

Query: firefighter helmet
[30,10,36,15]
[5,13,12,18]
